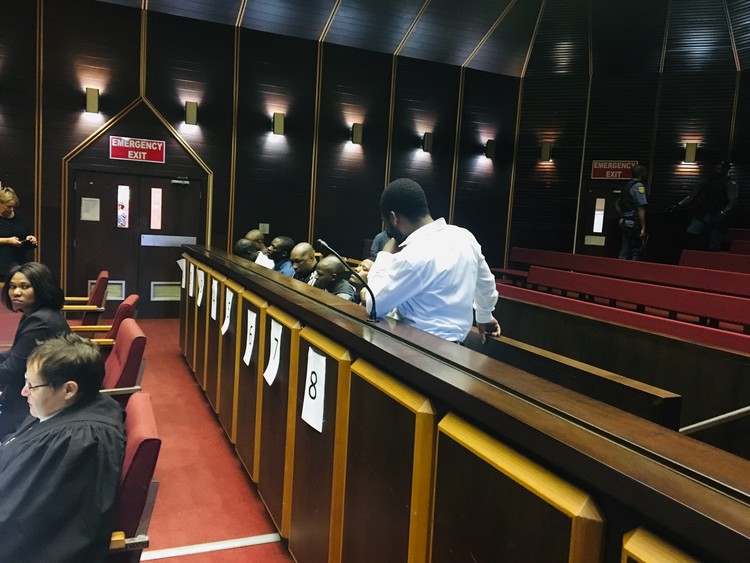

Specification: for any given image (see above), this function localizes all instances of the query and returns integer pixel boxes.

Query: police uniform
[618,178,648,260]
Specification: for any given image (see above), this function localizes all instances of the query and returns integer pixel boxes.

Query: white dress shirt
[366,218,498,342]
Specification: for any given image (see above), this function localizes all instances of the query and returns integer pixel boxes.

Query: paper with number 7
[263,319,283,385]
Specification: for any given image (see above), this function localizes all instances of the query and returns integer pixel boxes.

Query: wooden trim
[621,527,698,563]
[438,413,604,561]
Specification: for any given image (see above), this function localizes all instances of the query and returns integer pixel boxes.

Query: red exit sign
[591,160,638,179]
[110,136,166,163]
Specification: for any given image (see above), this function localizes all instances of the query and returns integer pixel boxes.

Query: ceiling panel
[400,0,512,66]
[148,0,243,27]
[325,0,424,54]
[467,0,543,77]
[95,0,750,74]
[242,0,339,42]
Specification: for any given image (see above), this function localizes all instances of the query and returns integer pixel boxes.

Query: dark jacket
[0,393,126,563]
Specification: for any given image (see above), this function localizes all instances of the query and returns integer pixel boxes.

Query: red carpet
[136,318,293,562]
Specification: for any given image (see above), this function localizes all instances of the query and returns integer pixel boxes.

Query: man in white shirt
[363,178,500,343]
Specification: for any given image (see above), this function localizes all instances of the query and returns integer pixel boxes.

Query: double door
[71,171,203,318]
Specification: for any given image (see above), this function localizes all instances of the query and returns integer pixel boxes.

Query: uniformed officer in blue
[615,164,648,260]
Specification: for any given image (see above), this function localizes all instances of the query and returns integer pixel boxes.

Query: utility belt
[619,212,639,230]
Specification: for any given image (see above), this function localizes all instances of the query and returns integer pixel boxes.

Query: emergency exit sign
[591,160,638,179]
[110,136,166,163]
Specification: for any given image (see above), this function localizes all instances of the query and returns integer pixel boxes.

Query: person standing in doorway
[615,165,648,260]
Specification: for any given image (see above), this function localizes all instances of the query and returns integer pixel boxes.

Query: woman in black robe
[0,261,70,438]
[0,186,38,282]
[0,333,125,562]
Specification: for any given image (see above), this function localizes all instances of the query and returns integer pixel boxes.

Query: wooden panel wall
[453,69,518,266]
[389,57,461,223]
[2,0,750,286]
[146,12,235,246]
[234,29,317,247]
[0,1,36,200]
[314,44,391,259]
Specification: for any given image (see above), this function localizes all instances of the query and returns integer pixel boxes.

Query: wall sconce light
[351,123,363,145]
[485,139,496,159]
[85,88,99,113]
[185,101,198,125]
[272,112,285,135]
[421,132,433,153]
[684,142,697,164]
[540,141,552,162]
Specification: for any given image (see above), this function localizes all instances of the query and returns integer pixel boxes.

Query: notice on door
[109,136,166,163]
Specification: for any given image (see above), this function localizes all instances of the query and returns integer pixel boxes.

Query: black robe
[0,394,126,563]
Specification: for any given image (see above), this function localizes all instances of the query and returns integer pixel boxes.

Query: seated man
[290,242,318,284]
[0,333,126,562]
[244,229,274,268]
[314,255,357,301]
[233,237,260,262]
[266,235,296,276]
[349,258,373,303]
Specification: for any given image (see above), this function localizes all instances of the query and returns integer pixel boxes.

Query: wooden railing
[180,245,750,562]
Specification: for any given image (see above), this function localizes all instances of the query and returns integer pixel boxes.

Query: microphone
[316,239,378,323]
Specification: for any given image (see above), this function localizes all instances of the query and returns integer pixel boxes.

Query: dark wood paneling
[0,1,37,197]
[41,0,141,272]
[513,73,589,252]
[146,12,235,249]
[313,44,391,259]
[591,0,668,74]
[453,69,518,266]
[664,0,736,73]
[234,28,317,245]
[651,71,736,208]
[389,56,460,222]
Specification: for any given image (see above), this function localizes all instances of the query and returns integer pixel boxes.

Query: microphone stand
[316,239,379,323]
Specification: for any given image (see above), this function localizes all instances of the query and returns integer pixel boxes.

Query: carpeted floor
[125,318,293,562]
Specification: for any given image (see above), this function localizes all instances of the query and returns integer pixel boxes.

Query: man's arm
[473,252,500,344]
[637,206,646,238]
[365,250,420,318]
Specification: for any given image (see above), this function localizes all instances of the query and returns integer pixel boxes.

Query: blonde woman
[0,187,37,282]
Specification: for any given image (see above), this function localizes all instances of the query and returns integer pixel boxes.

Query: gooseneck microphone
[316,239,378,323]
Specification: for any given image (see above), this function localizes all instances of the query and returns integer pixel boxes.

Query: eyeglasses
[24,380,53,391]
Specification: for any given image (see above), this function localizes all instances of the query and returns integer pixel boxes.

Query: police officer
[669,159,738,251]
[615,165,648,260]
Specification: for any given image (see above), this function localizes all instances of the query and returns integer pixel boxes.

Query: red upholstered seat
[102,318,147,394]
[108,392,161,563]
[70,295,139,355]
[64,270,110,326]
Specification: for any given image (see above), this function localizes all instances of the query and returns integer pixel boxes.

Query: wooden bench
[463,330,682,429]
[680,249,750,274]
[498,247,750,298]
[526,266,750,334]
[491,247,575,284]
[730,240,750,255]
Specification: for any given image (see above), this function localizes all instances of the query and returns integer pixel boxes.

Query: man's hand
[477,318,501,344]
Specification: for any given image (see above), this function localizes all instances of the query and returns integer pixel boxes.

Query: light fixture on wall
[351,123,363,145]
[272,112,285,135]
[485,139,496,159]
[421,132,433,153]
[185,101,198,125]
[540,141,552,162]
[684,142,697,164]
[85,88,99,113]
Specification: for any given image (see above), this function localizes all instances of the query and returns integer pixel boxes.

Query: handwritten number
[308,370,318,400]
